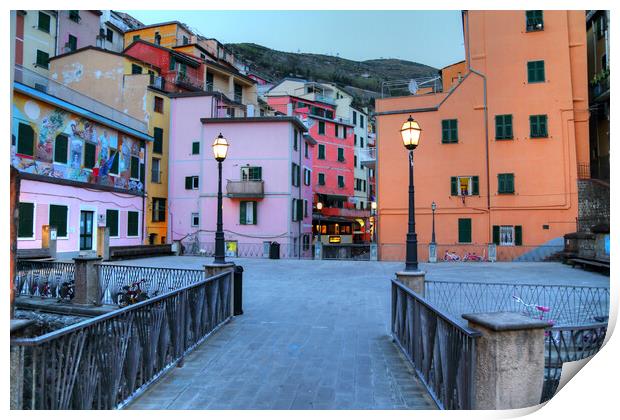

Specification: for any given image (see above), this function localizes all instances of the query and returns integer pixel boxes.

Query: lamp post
[429,201,437,263]
[316,202,323,244]
[400,115,422,272]
[212,133,229,264]
[431,201,436,244]
[371,201,377,243]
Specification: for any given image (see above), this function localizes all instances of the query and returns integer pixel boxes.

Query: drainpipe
[299,129,302,259]
[465,11,492,244]
[54,10,60,56]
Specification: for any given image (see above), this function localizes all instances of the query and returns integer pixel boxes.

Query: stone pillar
[314,242,322,260]
[204,262,236,318]
[41,225,58,259]
[462,312,549,410]
[395,270,426,296]
[428,243,437,263]
[97,226,110,261]
[488,243,497,262]
[370,243,378,261]
[73,256,103,306]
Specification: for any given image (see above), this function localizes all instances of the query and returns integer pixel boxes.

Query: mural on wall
[12,92,145,193]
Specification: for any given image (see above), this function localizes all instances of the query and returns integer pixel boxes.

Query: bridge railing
[11,270,233,409]
[391,279,481,410]
[15,261,75,299]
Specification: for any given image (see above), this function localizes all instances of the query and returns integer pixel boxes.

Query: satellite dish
[407,79,419,95]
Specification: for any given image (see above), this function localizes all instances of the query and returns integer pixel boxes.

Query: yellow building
[49,46,171,244]
[21,10,58,77]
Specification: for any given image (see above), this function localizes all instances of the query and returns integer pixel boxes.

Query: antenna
[407,79,419,95]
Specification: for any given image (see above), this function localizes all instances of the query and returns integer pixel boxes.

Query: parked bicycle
[58,280,75,302]
[443,250,461,261]
[463,251,485,262]
[116,279,150,307]
[38,280,52,298]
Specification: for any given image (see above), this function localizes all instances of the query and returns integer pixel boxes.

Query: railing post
[204,262,236,317]
[73,256,103,306]
[462,312,549,409]
[395,271,425,296]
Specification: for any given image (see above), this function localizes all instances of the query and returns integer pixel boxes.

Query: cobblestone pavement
[125,257,608,410]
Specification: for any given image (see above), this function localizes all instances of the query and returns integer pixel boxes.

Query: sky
[121,10,465,69]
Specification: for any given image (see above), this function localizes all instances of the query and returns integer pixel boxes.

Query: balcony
[165,70,204,92]
[226,180,264,198]
[320,207,370,218]
[359,147,376,168]
[13,65,147,133]
[590,76,609,103]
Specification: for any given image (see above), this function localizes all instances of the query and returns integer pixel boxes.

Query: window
[498,173,515,194]
[205,71,214,91]
[292,199,303,222]
[169,56,176,71]
[191,213,200,227]
[527,61,545,83]
[106,28,113,42]
[354,155,357,168]
[234,83,243,103]
[38,12,50,32]
[54,134,68,163]
[84,142,96,169]
[596,14,607,39]
[132,35,140,42]
[334,125,340,138]
[18,202,35,238]
[495,115,513,140]
[338,175,345,188]
[525,11,543,31]
[303,234,310,251]
[318,121,325,135]
[69,10,80,23]
[131,64,142,75]
[294,130,298,151]
[354,134,357,146]
[529,115,548,138]
[337,147,345,162]
[353,111,357,125]
[185,176,199,190]
[360,137,364,148]
[304,199,308,217]
[67,35,77,52]
[151,158,161,183]
[360,114,364,128]
[458,218,472,243]
[36,50,49,69]
[304,168,311,186]
[304,142,309,158]
[127,211,139,237]
[493,225,523,246]
[451,176,480,196]
[154,32,161,45]
[318,173,325,186]
[106,209,119,237]
[318,144,325,160]
[17,122,35,156]
[49,204,68,238]
[153,127,163,154]
[291,163,300,187]
[154,96,164,113]
[152,198,166,222]
[442,119,458,143]
[109,148,119,175]
[192,141,200,155]
[325,110,334,119]
[240,201,257,225]
[241,166,262,181]
[182,35,189,45]
[130,156,140,180]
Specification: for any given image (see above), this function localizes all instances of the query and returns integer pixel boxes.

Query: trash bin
[269,241,280,259]
[234,265,243,316]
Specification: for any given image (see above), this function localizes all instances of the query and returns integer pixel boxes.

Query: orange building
[375,10,589,262]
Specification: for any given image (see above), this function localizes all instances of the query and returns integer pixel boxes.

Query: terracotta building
[375,10,589,262]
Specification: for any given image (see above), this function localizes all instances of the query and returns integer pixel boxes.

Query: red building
[267,95,366,243]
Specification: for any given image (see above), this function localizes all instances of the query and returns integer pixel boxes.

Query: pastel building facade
[56,10,101,55]
[12,70,152,258]
[375,10,589,261]
[168,93,314,257]
[49,46,172,244]
[20,10,58,77]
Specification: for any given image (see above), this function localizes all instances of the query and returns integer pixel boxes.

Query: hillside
[226,43,438,109]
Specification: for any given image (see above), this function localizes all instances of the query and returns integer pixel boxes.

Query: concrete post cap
[462,312,551,331]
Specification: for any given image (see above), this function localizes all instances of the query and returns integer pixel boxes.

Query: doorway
[80,210,94,251]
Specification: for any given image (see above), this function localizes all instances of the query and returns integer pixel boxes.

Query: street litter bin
[234,265,243,315]
[269,241,280,259]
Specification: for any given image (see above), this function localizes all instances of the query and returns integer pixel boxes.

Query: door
[80,210,94,250]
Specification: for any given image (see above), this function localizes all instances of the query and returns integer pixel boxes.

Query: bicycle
[116,279,150,307]
[512,295,558,343]
[443,250,461,261]
[38,280,52,298]
[58,280,75,302]
[463,251,485,262]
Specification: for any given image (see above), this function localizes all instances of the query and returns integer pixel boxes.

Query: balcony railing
[381,76,443,98]
[358,147,376,167]
[320,207,370,218]
[165,70,204,92]
[13,65,147,133]
[590,77,609,102]
[226,180,264,198]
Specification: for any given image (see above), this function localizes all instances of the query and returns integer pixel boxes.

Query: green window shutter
[140,162,145,184]
[505,115,513,138]
[153,128,163,154]
[458,218,472,243]
[338,176,344,188]
[256,167,262,180]
[17,123,35,156]
[185,176,192,189]
[291,163,296,186]
[498,174,505,193]
[472,176,479,195]
[515,225,523,246]
[451,120,458,141]
[530,116,537,137]
[291,199,296,221]
[318,144,325,159]
[106,209,119,237]
[338,148,344,162]
[296,200,304,221]
[540,115,548,137]
[49,205,68,237]
[84,142,96,169]
[318,173,325,185]
[36,50,49,69]
[192,141,200,155]
[130,156,139,179]
[38,12,50,32]
[127,212,139,236]
[495,115,504,139]
[169,56,176,70]
[528,61,545,83]
[441,120,449,143]
[132,35,140,42]
[240,201,247,225]
[18,202,34,238]
[507,174,514,193]
[492,225,500,245]
[450,176,458,196]
[537,61,545,82]
[54,135,68,163]
[294,130,298,150]
[68,35,77,52]
[252,202,257,225]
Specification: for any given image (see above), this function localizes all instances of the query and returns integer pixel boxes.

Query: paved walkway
[125,257,608,410]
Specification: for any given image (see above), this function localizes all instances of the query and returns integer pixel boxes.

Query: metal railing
[98,264,204,305]
[424,281,609,327]
[179,237,313,259]
[11,271,232,409]
[13,65,147,133]
[15,261,75,299]
[381,76,443,98]
[391,279,480,410]
[379,243,565,262]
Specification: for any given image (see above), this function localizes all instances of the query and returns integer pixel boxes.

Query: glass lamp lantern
[400,115,422,150]
[212,133,229,162]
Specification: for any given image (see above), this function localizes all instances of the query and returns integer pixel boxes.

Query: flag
[99,151,117,178]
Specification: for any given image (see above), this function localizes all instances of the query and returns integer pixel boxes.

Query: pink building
[57,10,102,54]
[168,92,315,258]
[13,68,153,258]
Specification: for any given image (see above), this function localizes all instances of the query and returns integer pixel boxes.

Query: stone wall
[577,179,610,232]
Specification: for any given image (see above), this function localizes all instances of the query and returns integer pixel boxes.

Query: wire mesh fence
[179,235,313,259]
[380,243,565,262]
[15,261,76,299]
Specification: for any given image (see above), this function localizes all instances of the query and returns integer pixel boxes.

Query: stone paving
[124,257,608,410]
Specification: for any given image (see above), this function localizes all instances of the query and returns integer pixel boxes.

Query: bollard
[73,256,103,306]
[428,243,437,263]
[488,243,497,262]
[314,242,322,260]
[370,243,378,261]
[462,312,548,409]
[395,270,426,296]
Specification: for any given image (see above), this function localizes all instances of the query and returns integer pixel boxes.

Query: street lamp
[316,202,323,243]
[400,116,422,271]
[212,133,229,264]
[431,201,437,244]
